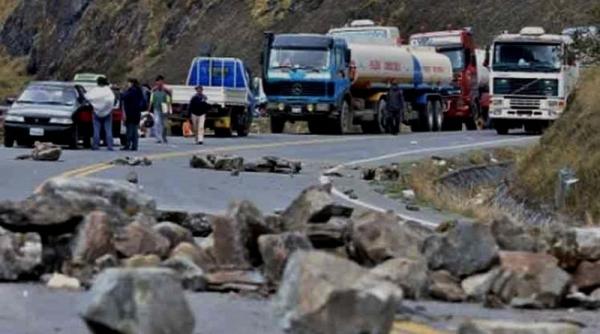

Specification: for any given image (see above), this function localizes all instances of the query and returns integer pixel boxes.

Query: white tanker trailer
[262,21,456,134]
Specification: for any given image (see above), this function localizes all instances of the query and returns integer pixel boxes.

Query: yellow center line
[60,135,383,178]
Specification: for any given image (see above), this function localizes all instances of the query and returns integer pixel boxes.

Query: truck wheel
[332,100,352,135]
[236,112,251,137]
[433,100,444,131]
[68,125,79,149]
[415,101,434,132]
[270,117,285,134]
[3,131,15,148]
[361,99,387,134]
[465,102,479,130]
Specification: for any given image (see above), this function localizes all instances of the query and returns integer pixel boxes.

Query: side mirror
[5,97,16,106]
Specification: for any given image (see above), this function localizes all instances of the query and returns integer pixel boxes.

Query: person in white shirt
[86,77,116,150]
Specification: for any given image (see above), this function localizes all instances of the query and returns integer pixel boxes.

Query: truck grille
[264,82,330,97]
[24,117,50,125]
[493,78,558,97]
[510,98,541,110]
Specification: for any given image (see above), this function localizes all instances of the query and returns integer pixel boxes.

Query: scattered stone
[323,170,344,178]
[0,227,42,280]
[575,228,600,261]
[490,215,537,252]
[280,184,334,229]
[362,165,400,182]
[371,258,429,299]
[152,222,194,249]
[343,188,358,200]
[112,156,152,167]
[71,211,114,263]
[458,320,581,334]
[16,142,62,161]
[306,217,351,248]
[423,221,499,278]
[94,254,119,271]
[274,251,401,334]
[491,251,570,308]
[351,210,431,265]
[429,270,467,302]
[81,268,195,334]
[565,291,600,309]
[258,232,313,284]
[244,156,302,174]
[126,170,138,184]
[114,220,170,258]
[46,273,81,290]
[190,155,214,169]
[461,268,501,302]
[402,189,416,201]
[161,256,207,291]
[205,270,266,292]
[123,254,161,268]
[405,204,420,211]
[214,155,244,172]
[573,260,600,291]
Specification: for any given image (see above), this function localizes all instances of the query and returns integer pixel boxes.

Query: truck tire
[332,100,352,135]
[465,102,479,130]
[3,131,14,148]
[433,100,444,132]
[236,110,251,137]
[413,101,434,132]
[361,99,387,134]
[68,125,79,149]
[270,117,285,134]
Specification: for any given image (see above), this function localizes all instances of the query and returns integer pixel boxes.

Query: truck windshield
[439,48,465,72]
[269,49,330,72]
[493,43,562,72]
[329,29,390,44]
[17,85,77,106]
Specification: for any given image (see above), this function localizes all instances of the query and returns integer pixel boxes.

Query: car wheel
[69,125,79,149]
[3,131,15,148]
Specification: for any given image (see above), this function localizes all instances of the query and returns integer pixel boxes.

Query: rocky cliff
[0,0,598,87]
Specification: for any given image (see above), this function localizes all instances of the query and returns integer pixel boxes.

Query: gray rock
[281,184,336,230]
[81,268,195,334]
[214,155,244,172]
[71,211,115,263]
[274,250,401,334]
[205,270,266,292]
[459,320,581,334]
[153,222,194,249]
[429,270,467,302]
[114,220,171,258]
[31,142,62,161]
[575,228,600,261]
[572,260,600,291]
[490,215,537,252]
[351,210,430,265]
[371,257,429,299]
[0,227,42,280]
[189,155,214,169]
[306,217,351,248]
[126,171,138,184]
[424,221,499,278]
[258,232,313,284]
[161,256,207,291]
[461,268,501,302]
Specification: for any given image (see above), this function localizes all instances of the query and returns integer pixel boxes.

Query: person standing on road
[121,78,146,151]
[188,86,211,145]
[87,76,116,150]
[149,75,172,144]
[387,79,404,135]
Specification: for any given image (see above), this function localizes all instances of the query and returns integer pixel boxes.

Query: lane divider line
[319,136,539,227]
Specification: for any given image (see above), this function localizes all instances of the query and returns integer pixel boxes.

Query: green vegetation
[0,47,29,100]
[515,68,600,222]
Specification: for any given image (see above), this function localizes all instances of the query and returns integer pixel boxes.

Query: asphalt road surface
[0,130,555,334]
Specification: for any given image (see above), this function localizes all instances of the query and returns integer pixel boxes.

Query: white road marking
[320,136,538,227]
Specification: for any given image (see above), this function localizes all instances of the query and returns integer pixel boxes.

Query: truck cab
[262,33,352,134]
[410,29,486,130]
[489,27,579,134]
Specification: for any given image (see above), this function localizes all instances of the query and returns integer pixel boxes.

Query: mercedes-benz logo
[292,84,303,96]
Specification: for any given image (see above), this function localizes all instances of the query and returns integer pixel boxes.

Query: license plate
[29,128,44,137]
[291,107,302,114]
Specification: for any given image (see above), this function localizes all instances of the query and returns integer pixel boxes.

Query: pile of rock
[15,142,62,161]
[111,156,152,167]
[362,164,401,182]
[190,154,301,175]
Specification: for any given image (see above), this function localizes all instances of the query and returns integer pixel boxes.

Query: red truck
[410,29,490,130]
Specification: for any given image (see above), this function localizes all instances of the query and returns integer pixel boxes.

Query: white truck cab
[328,20,402,46]
[489,27,579,134]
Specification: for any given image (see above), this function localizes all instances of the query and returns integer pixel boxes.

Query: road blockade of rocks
[0,177,598,332]
[190,154,302,175]
[14,142,62,161]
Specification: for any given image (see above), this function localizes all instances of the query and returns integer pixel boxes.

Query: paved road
[0,130,544,333]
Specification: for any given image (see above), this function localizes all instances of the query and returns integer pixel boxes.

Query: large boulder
[281,184,353,230]
[161,256,207,292]
[152,222,194,249]
[459,320,581,334]
[274,250,402,334]
[258,232,313,284]
[0,227,42,280]
[114,220,170,258]
[80,268,195,334]
[490,215,537,252]
[491,251,571,308]
[156,210,213,237]
[423,221,499,278]
[429,270,467,302]
[575,228,600,261]
[306,217,351,249]
[371,257,429,299]
[0,177,157,232]
[461,268,501,302]
[71,211,115,263]
[351,210,431,265]
[572,260,600,291]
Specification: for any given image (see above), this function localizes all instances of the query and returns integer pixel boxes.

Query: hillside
[0,0,598,92]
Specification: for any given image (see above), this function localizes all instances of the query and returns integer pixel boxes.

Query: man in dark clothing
[188,86,211,145]
[121,79,146,151]
[386,79,404,135]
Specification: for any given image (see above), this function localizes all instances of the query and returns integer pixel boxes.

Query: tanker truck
[262,21,454,134]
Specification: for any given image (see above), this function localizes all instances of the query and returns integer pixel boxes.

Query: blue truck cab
[262,33,352,134]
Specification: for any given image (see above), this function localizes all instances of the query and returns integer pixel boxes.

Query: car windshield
[493,43,562,72]
[269,48,330,72]
[17,85,77,106]
[439,48,465,72]
[329,29,390,44]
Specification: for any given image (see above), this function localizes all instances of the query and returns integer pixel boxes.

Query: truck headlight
[306,104,315,112]
[316,103,330,112]
[49,117,73,125]
[5,115,24,122]
[546,100,559,108]
[492,99,503,106]
[278,103,285,111]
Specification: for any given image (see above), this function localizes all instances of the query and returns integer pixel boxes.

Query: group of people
[86,75,211,151]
